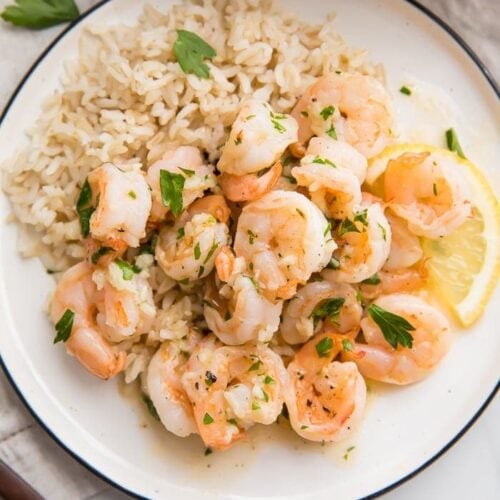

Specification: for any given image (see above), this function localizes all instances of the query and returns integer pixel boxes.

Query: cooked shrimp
[330,201,392,283]
[234,190,336,300]
[187,195,231,224]
[384,214,423,270]
[291,72,393,158]
[218,100,298,175]
[219,160,282,202]
[281,277,361,345]
[147,331,202,437]
[87,164,151,248]
[343,294,451,384]
[292,163,361,219]
[384,152,472,238]
[304,137,368,183]
[285,332,366,442]
[156,212,229,282]
[204,248,283,345]
[147,146,216,221]
[182,337,289,450]
[50,261,125,379]
[358,268,425,300]
[93,260,156,343]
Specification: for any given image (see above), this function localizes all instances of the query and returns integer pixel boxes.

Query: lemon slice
[367,144,500,326]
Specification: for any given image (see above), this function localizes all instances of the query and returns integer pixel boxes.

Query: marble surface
[0,1,498,499]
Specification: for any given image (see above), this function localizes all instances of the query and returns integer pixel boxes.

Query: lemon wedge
[367,144,500,326]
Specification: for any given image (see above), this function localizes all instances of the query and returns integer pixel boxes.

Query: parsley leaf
[173,30,216,79]
[310,298,345,327]
[264,375,275,385]
[399,85,412,96]
[90,246,113,265]
[194,242,201,260]
[53,309,74,344]
[76,178,95,237]
[159,170,185,216]
[179,167,195,177]
[445,128,466,159]
[203,241,219,264]
[338,218,360,237]
[361,273,381,285]
[320,105,334,121]
[142,394,160,421]
[342,339,353,352]
[1,0,79,29]
[326,124,337,139]
[312,156,336,167]
[367,304,415,349]
[116,259,136,281]
[353,209,368,227]
[315,337,334,358]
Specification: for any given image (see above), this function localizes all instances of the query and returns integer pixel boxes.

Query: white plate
[0,1,498,498]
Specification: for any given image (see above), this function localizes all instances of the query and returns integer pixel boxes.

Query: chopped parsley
[343,446,355,460]
[377,222,387,241]
[159,170,185,216]
[179,167,195,177]
[353,209,368,227]
[342,339,353,352]
[445,128,466,159]
[271,119,286,133]
[399,86,412,96]
[296,208,305,218]
[320,105,334,121]
[203,241,219,264]
[128,190,137,199]
[197,265,205,278]
[142,394,160,421]
[326,124,337,139]
[310,298,345,327]
[176,227,185,240]
[90,246,113,264]
[338,218,360,237]
[312,156,336,167]
[116,259,136,280]
[251,401,261,411]
[361,273,381,285]
[327,257,340,269]
[315,336,334,358]
[203,412,214,425]
[247,229,257,244]
[367,304,415,349]
[249,359,263,371]
[264,375,275,385]
[205,370,217,386]
[300,111,309,117]
[323,221,332,237]
[173,30,216,79]
[246,114,256,120]
[194,242,201,260]
[76,178,95,237]
[53,309,74,344]
[262,390,269,403]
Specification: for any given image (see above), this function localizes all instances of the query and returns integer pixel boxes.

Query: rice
[1,0,380,382]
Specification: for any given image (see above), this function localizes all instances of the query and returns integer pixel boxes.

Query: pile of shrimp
[51,72,471,451]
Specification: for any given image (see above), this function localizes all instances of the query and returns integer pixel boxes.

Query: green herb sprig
[173,30,216,79]
[367,304,415,349]
[1,0,80,29]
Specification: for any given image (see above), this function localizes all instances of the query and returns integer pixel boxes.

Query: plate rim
[0,1,498,498]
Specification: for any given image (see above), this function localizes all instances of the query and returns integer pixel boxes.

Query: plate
[0,1,498,498]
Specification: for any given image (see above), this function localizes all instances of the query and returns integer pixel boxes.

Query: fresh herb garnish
[367,304,415,349]
[247,229,257,244]
[179,167,195,177]
[315,336,334,358]
[262,390,269,403]
[326,124,337,139]
[194,242,201,260]
[173,30,216,79]
[399,86,412,96]
[327,257,340,269]
[264,375,275,385]
[159,170,185,216]
[296,208,305,218]
[197,265,205,278]
[361,274,381,285]
[205,370,217,386]
[251,401,261,411]
[53,309,74,344]
[377,222,387,241]
[128,190,137,199]
[203,241,218,264]
[271,119,286,133]
[445,128,466,159]
[320,105,334,121]
[310,298,345,327]
[249,359,263,371]
[342,339,353,352]
[76,178,95,237]
[203,412,214,425]
[353,209,368,227]
[1,0,79,29]
[116,258,136,280]
[300,111,309,117]
[312,156,336,167]
[142,394,160,421]
[91,246,113,264]
[338,218,360,237]
[323,221,332,237]
[343,446,355,460]
[176,227,185,240]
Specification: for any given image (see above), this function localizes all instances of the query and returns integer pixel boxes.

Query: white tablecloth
[0,1,498,498]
